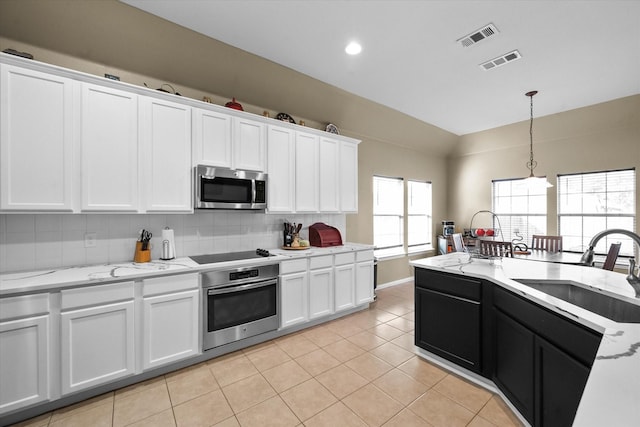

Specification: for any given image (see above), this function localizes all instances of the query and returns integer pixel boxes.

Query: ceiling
[121,0,640,136]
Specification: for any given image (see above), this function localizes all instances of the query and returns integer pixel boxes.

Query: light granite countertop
[410,253,640,427]
[0,243,374,296]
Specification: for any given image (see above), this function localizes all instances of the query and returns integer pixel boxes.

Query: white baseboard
[377,276,414,290]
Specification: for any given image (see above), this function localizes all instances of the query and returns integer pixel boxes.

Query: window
[373,176,404,258]
[407,180,432,252]
[558,169,636,256]
[492,178,547,244]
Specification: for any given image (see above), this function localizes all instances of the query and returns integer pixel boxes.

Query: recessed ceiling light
[345,42,362,55]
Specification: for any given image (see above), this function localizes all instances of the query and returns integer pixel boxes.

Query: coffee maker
[442,220,455,236]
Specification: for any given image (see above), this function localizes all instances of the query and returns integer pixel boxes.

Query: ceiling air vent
[480,50,522,71]
[457,23,499,47]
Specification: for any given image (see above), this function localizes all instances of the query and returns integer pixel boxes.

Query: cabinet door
[309,267,334,319]
[295,131,319,212]
[415,286,482,373]
[334,264,355,312]
[355,261,374,305]
[319,137,340,212]
[193,108,232,168]
[536,336,591,427]
[339,141,358,212]
[233,117,265,171]
[143,289,199,370]
[81,83,138,211]
[266,125,295,212]
[493,309,535,424]
[0,316,49,413]
[280,272,308,328]
[140,96,192,212]
[0,64,75,211]
[60,300,135,395]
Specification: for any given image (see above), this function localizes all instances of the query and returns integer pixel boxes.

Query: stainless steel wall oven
[202,263,279,350]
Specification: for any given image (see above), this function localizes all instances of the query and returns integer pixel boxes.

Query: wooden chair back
[531,235,563,252]
[479,240,513,258]
[602,242,621,271]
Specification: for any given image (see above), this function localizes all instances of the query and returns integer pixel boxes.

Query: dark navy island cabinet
[414,267,603,427]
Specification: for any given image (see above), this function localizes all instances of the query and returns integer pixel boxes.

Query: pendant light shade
[524,90,552,189]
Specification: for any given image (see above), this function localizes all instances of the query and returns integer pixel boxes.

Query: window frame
[407,179,433,254]
[557,168,636,256]
[373,175,405,258]
[491,177,548,245]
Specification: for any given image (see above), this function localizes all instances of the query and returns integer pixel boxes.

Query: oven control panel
[230,269,259,281]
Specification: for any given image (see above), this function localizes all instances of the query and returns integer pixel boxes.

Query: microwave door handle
[207,279,277,296]
[251,179,256,205]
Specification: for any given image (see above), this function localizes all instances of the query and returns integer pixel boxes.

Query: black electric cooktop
[189,249,272,264]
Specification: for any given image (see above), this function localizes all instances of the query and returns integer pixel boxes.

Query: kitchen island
[410,253,640,427]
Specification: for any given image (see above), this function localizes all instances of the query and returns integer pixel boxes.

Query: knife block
[133,241,151,263]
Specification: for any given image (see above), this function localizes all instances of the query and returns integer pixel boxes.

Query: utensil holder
[283,230,292,247]
[134,241,151,263]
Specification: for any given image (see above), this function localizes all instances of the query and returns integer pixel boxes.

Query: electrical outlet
[84,232,97,248]
[514,228,520,233]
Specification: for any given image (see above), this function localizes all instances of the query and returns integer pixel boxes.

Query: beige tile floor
[11,281,523,427]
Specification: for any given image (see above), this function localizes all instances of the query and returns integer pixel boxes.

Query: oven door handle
[206,279,277,296]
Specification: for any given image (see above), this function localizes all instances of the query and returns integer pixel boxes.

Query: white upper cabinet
[192,108,232,168]
[140,96,192,212]
[81,83,139,212]
[294,131,319,212]
[0,64,75,211]
[233,117,266,172]
[339,140,358,213]
[266,125,296,212]
[319,137,340,212]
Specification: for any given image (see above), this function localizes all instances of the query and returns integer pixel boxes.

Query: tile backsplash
[0,212,346,273]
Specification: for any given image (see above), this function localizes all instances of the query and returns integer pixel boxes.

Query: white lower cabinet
[60,282,135,395]
[0,294,50,414]
[280,271,309,328]
[355,250,375,305]
[334,252,356,312]
[334,263,356,312]
[355,261,374,305]
[141,274,200,370]
[309,269,334,319]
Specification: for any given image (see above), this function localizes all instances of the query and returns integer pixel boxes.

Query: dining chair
[531,235,563,252]
[479,240,513,258]
[602,242,621,271]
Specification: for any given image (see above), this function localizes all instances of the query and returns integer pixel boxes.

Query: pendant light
[523,90,553,189]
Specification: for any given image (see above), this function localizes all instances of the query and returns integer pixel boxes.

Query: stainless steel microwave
[194,165,267,210]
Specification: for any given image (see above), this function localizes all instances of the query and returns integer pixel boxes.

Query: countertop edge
[0,244,375,297]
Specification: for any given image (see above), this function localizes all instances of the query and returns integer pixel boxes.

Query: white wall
[0,212,345,273]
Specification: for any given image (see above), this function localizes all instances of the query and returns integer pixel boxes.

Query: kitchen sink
[513,279,640,323]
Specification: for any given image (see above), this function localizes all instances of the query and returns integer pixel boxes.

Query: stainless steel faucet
[580,228,640,297]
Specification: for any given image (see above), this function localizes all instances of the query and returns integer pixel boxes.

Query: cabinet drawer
[333,252,355,266]
[142,273,198,297]
[61,281,134,310]
[0,293,49,320]
[310,255,334,269]
[493,285,602,366]
[356,250,374,262]
[280,258,308,274]
[415,268,481,302]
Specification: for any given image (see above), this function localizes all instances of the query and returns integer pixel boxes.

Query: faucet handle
[629,257,637,275]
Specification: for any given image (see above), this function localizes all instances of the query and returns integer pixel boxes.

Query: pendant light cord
[526,90,538,176]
